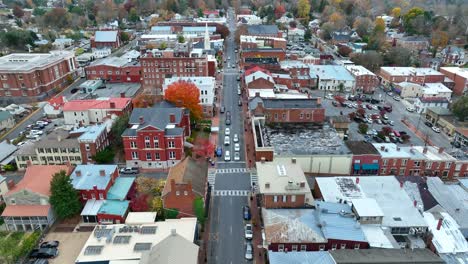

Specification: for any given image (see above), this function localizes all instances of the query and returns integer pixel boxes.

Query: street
[207,8,254,264]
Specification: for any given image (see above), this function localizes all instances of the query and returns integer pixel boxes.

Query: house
[346,141,380,175]
[75,218,198,263]
[309,65,355,92]
[125,212,157,224]
[1,163,73,231]
[44,96,66,118]
[396,36,429,52]
[453,128,468,147]
[287,28,305,42]
[162,157,208,217]
[91,31,121,49]
[0,140,17,171]
[122,101,191,169]
[71,165,119,203]
[420,83,452,100]
[440,46,466,66]
[52,38,73,49]
[345,65,379,94]
[163,77,216,117]
[63,97,132,126]
[414,97,449,114]
[439,67,468,96]
[379,67,445,87]
[0,111,15,132]
[245,67,275,90]
[263,201,368,252]
[75,124,112,164]
[394,82,424,98]
[256,159,313,208]
[85,56,141,83]
[248,94,325,124]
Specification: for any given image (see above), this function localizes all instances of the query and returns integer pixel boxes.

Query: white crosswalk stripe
[215,168,250,174]
[250,169,258,189]
[213,190,250,196]
[208,169,216,187]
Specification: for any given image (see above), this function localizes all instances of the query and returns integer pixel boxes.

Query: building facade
[439,67,468,96]
[379,67,445,86]
[63,97,132,126]
[345,65,379,94]
[85,57,141,83]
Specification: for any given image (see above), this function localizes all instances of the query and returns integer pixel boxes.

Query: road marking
[250,169,258,189]
[215,168,250,174]
[213,190,250,196]
[208,168,216,189]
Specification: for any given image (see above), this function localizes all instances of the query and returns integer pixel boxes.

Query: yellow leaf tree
[374,17,386,33]
[391,7,401,17]
[297,0,311,20]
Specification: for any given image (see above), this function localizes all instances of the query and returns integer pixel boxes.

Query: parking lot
[311,88,453,149]
[43,231,91,264]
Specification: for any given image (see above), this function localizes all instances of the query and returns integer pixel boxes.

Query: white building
[163,76,216,117]
[414,97,449,114]
[309,65,355,92]
[376,15,394,28]
[63,97,132,126]
[92,48,112,59]
[237,14,263,25]
[396,82,452,100]
[287,28,305,41]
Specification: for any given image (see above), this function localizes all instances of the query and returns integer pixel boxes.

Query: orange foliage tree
[164,80,203,120]
[133,94,155,108]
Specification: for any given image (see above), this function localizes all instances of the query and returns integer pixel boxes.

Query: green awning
[362,163,379,170]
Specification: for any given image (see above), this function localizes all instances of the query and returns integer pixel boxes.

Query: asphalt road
[207,8,253,264]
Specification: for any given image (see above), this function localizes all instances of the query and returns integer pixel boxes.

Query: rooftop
[139,232,198,264]
[360,225,399,249]
[440,67,468,79]
[381,67,444,76]
[396,176,439,212]
[345,65,376,76]
[328,249,444,264]
[423,211,468,254]
[426,107,452,116]
[1,205,51,217]
[423,83,452,94]
[373,143,413,159]
[309,65,355,81]
[0,140,17,163]
[412,146,456,161]
[63,97,131,111]
[249,96,321,111]
[315,176,428,228]
[162,157,207,197]
[351,198,384,217]
[71,165,118,190]
[247,25,279,35]
[77,124,107,142]
[75,218,197,263]
[94,31,118,42]
[256,160,313,202]
[0,51,74,72]
[345,141,379,155]
[163,76,215,87]
[0,111,13,122]
[268,251,335,264]
[81,199,105,216]
[97,200,129,217]
[89,56,134,68]
[125,212,157,225]
[107,177,135,200]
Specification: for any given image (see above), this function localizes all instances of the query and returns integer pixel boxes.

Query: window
[426,161,432,169]
[278,244,284,252]
[145,141,151,148]
[154,137,159,148]
[99,193,104,199]
[184,191,188,195]
[399,168,405,175]
[18,75,23,80]
[282,113,286,119]
[169,151,176,159]
[0,75,6,80]
[402,159,407,166]
[146,153,151,160]
[340,244,346,249]
[131,152,138,159]
[354,244,360,249]
[332,244,337,250]
[291,195,296,202]
[91,193,96,199]
[306,113,310,119]
[85,144,90,151]
[319,245,325,251]
[176,191,180,196]
[300,245,306,251]
[282,195,287,202]
[274,113,278,119]
[145,136,150,141]
[82,193,87,200]
[414,160,421,167]
[300,113,304,119]
[292,245,298,251]
[442,171,448,178]
[130,142,137,148]
[273,195,278,202]
[445,162,452,169]
[168,141,175,148]
[383,159,388,166]
[155,153,160,160]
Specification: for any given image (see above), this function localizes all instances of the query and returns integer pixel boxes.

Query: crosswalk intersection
[213,190,250,196]
[215,168,250,174]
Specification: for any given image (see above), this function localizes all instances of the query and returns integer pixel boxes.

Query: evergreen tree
[49,170,81,220]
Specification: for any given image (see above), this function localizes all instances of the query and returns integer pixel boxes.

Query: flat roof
[381,67,444,76]
[360,225,399,249]
[81,199,105,216]
[309,65,355,81]
[440,67,468,79]
[329,249,444,263]
[75,218,197,263]
[412,146,456,161]
[97,200,129,217]
[423,211,468,254]
[125,212,157,225]
[373,143,413,158]
[423,83,452,94]
[345,141,379,155]
[345,65,376,76]
[78,124,107,142]
[71,165,118,190]
[351,198,384,217]
[268,251,335,264]
[107,177,135,200]
[315,176,428,228]
[0,51,74,72]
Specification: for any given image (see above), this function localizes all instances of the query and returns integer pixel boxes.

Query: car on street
[372,105,378,110]
[225,128,230,136]
[215,147,223,157]
[432,126,441,133]
[382,114,389,120]
[224,150,231,161]
[387,92,393,96]
[40,241,59,249]
[120,167,139,174]
[220,106,225,113]
[224,136,230,145]
[393,96,401,101]
[425,121,432,127]
[245,224,253,239]
[26,134,40,140]
[388,120,394,126]
[366,104,373,110]
[225,119,231,125]
[29,248,58,259]
[406,107,415,112]
[30,130,43,135]
[233,134,239,142]
[238,99,242,106]
[234,152,240,161]
[243,206,251,220]
[36,121,48,126]
[234,143,240,151]
[375,119,382,124]
[245,243,253,260]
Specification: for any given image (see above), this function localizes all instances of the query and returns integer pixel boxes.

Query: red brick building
[91,31,121,49]
[379,67,445,87]
[240,36,287,50]
[439,67,468,96]
[241,48,286,65]
[346,141,381,175]
[346,65,380,94]
[75,124,111,164]
[85,57,141,83]
[140,50,210,94]
[245,67,275,89]
[162,157,208,217]
[0,51,77,103]
[249,95,325,124]
[122,101,191,169]
[71,165,119,203]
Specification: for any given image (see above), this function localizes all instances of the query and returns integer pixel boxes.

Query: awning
[353,164,361,170]
[362,163,379,170]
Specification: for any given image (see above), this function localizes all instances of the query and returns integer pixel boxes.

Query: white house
[414,97,449,113]
[163,76,216,117]
[92,48,112,59]
[63,97,131,126]
[287,28,305,41]
[309,65,355,92]
[421,83,452,100]
[0,111,15,133]
[44,96,67,118]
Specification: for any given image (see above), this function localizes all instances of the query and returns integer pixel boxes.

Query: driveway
[44,231,91,264]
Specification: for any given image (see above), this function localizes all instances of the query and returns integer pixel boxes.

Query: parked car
[375,119,382,124]
[29,259,49,264]
[238,100,242,106]
[373,136,383,143]
[224,136,230,145]
[425,121,433,127]
[225,119,231,125]
[29,248,58,259]
[382,114,389,120]
[233,134,239,143]
[406,107,415,112]
[245,224,253,239]
[243,206,251,220]
[234,152,240,161]
[40,241,59,249]
[220,106,225,113]
[224,150,231,161]
[245,243,253,260]
[393,130,401,137]
[332,101,339,107]
[36,121,48,126]
[234,143,240,152]
[225,128,230,136]
[384,136,390,143]
[30,130,43,135]
[215,147,223,157]
[366,104,373,110]
[26,134,40,140]
[393,96,401,101]
[120,167,139,174]
[432,126,441,133]
[237,89,241,95]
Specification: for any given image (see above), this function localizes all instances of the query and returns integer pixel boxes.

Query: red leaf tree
[274,4,286,18]
[193,138,215,158]
[130,193,150,212]
[164,80,203,120]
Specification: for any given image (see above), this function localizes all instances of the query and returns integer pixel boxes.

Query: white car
[245,243,253,260]
[30,130,43,135]
[432,126,441,133]
[234,152,240,161]
[224,150,231,161]
[36,121,48,126]
[406,107,415,112]
[233,134,239,143]
[224,136,230,145]
[393,96,401,101]
[225,128,230,136]
[245,224,253,239]
[237,89,241,95]
[234,143,240,152]
[372,105,378,110]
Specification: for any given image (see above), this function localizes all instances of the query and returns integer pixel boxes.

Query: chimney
[26,160,32,167]
[438,147,444,154]
[400,181,403,188]
[99,169,106,176]
[423,147,428,154]
[171,229,177,236]
[253,75,256,80]
[300,182,305,188]
[170,179,176,191]
[380,146,385,151]
[7,180,15,190]
[255,92,260,97]
[413,200,417,207]
[291,158,296,164]
[139,116,144,124]
[169,113,176,123]
[110,102,116,109]
[120,92,125,98]
[436,218,443,230]
[356,177,360,184]
[261,157,266,163]
[265,182,270,189]
[397,147,400,151]
[76,170,82,177]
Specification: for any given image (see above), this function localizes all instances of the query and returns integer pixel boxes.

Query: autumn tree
[297,0,311,21]
[350,51,383,72]
[132,94,155,108]
[391,7,401,18]
[384,47,412,66]
[193,138,215,158]
[136,177,164,197]
[13,5,24,18]
[164,80,203,120]
[216,24,230,39]
[353,17,372,38]
[274,3,286,19]
[431,30,449,55]
[235,24,248,44]
[130,193,150,212]
[329,12,345,29]
[374,17,386,33]
[338,45,352,57]
[403,7,431,35]
[43,8,71,29]
[452,96,468,121]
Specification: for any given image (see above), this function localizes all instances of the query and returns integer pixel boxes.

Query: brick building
[345,65,380,93]
[379,67,445,87]
[241,48,286,67]
[346,141,381,175]
[240,35,287,50]
[0,51,77,103]
[439,67,468,96]
[249,94,325,124]
[162,157,208,217]
[122,101,191,169]
[73,124,111,164]
[91,31,121,49]
[85,57,141,83]
[140,49,210,94]
[257,159,313,208]
[395,36,429,52]
[63,97,132,126]
[246,25,281,37]
[71,165,119,203]
[245,67,275,89]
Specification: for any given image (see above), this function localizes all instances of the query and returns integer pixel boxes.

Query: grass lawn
[0,231,41,263]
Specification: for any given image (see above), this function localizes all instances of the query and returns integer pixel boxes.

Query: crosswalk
[213,190,250,196]
[215,168,250,174]
[208,169,216,187]
[250,169,258,190]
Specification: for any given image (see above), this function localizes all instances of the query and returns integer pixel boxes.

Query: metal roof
[95,31,118,42]
[71,165,117,190]
[268,251,335,264]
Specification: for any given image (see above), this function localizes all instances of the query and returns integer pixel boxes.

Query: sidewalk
[250,193,266,264]
[241,88,257,169]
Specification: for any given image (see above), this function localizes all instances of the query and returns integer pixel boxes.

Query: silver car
[245,224,253,240]
[245,243,253,260]
[233,134,239,143]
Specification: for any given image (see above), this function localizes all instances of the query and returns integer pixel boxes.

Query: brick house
[85,57,141,83]
[379,67,445,87]
[245,67,275,89]
[74,124,111,164]
[345,65,380,94]
[140,50,210,94]
[395,36,429,52]
[346,141,381,175]
[263,201,368,252]
[162,157,208,217]
[122,101,191,169]
[1,163,74,231]
[440,46,466,66]
[248,94,325,124]
[63,97,132,126]
[71,164,119,203]
[439,67,468,96]
[256,159,313,208]
[0,52,78,103]
[91,31,121,49]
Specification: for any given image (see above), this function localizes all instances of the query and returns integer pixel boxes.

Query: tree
[391,7,401,18]
[274,4,286,19]
[353,17,372,38]
[320,22,334,40]
[197,8,204,17]
[193,138,215,158]
[50,170,81,220]
[216,24,230,39]
[338,45,352,57]
[164,80,203,120]
[350,51,383,72]
[384,47,412,66]
[110,113,129,149]
[402,7,431,35]
[193,197,205,224]
[128,8,139,22]
[159,42,167,50]
[132,93,155,108]
[297,0,310,20]
[33,7,46,16]
[329,12,345,29]
[136,177,164,197]
[130,193,150,212]
[120,32,130,42]
[452,96,468,121]
[150,197,164,216]
[164,208,179,219]
[13,5,25,18]
[92,147,115,164]
[358,123,368,134]
[304,28,312,41]
[43,8,71,29]
[431,30,449,51]
[177,34,185,43]
[374,17,386,33]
